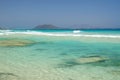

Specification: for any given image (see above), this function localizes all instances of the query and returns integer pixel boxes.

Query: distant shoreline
[10,28,120,30]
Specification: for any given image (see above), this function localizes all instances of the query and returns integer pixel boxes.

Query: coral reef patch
[0,39,35,47]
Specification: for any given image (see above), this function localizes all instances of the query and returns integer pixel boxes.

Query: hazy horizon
[0,0,120,29]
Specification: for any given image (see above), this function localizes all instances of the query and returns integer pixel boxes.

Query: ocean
[0,29,120,80]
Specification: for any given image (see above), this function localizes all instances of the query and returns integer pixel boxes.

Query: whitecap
[0,30,120,38]
[73,30,81,33]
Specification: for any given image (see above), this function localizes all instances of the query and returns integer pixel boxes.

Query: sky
[0,0,120,29]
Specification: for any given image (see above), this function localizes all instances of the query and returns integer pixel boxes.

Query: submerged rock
[0,72,19,80]
[0,39,35,47]
[109,70,120,75]
[58,60,79,68]
[57,55,109,68]
[35,48,47,51]
[76,56,108,64]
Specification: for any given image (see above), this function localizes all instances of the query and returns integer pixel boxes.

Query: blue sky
[0,0,120,29]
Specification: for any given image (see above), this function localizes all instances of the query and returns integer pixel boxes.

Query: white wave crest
[73,30,81,33]
[0,30,120,38]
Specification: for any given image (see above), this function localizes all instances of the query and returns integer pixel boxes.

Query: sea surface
[0,29,120,80]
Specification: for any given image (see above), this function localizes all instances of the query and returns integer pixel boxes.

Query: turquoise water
[0,29,120,80]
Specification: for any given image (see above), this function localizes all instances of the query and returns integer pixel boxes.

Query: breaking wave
[73,30,81,33]
[0,30,120,38]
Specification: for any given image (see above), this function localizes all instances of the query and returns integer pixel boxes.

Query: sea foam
[73,30,81,33]
[0,30,120,38]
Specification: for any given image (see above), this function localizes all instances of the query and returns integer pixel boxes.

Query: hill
[33,24,60,29]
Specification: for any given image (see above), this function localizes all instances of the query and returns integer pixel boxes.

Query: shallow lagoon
[0,30,120,80]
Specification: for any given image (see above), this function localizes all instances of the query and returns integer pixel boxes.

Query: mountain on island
[32,24,120,30]
[33,24,61,29]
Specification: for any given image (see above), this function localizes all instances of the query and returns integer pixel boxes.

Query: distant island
[0,24,117,30]
[32,24,120,30]
[33,24,61,29]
